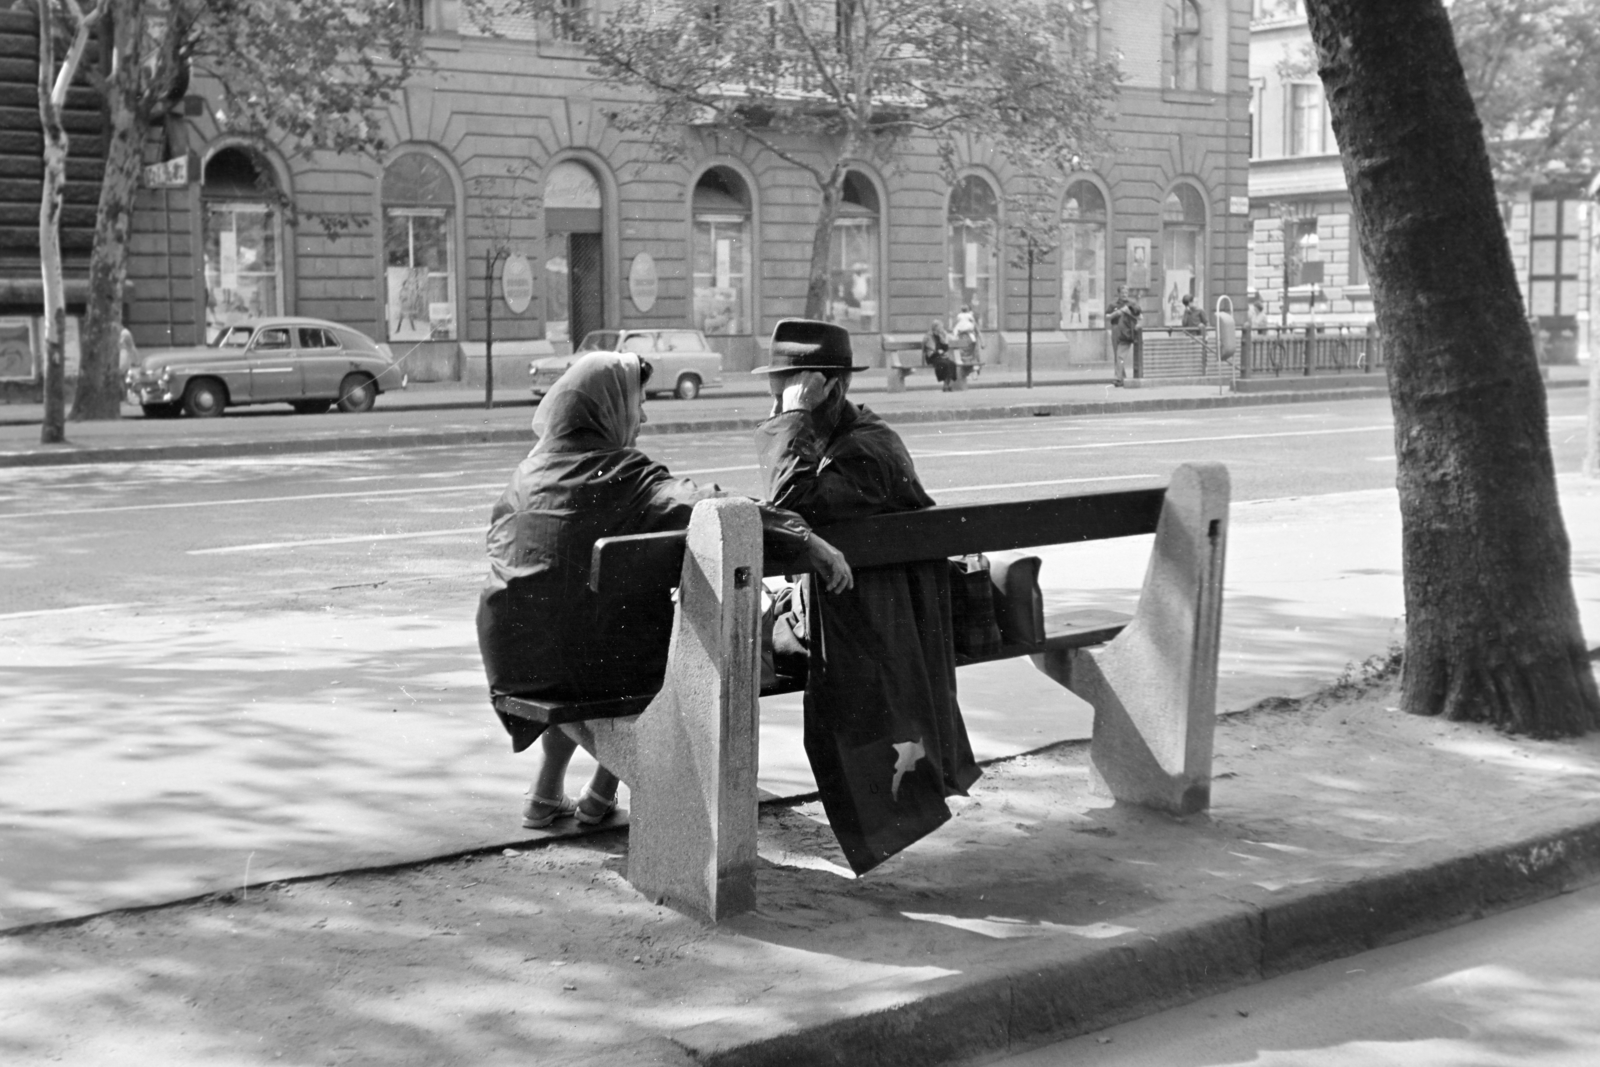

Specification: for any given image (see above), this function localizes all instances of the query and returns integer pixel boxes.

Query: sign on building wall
[629,253,659,312]
[1126,238,1151,290]
[501,254,534,314]
[142,156,190,188]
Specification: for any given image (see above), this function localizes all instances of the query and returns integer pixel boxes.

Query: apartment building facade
[3,0,1253,392]
[1247,0,1594,362]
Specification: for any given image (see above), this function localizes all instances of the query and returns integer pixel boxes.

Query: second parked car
[530,329,725,400]
[125,318,408,418]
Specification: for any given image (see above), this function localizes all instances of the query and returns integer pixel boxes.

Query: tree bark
[74,2,148,421]
[36,1,69,445]
[804,165,847,320]
[1305,0,1600,737]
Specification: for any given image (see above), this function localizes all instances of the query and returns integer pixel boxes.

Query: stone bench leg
[559,497,763,921]
[1032,462,1229,815]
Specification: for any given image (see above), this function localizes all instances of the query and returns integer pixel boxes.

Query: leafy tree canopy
[490,0,1119,187]
[1449,0,1600,186]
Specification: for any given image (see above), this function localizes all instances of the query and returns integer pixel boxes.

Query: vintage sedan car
[125,318,408,418]
[530,328,725,401]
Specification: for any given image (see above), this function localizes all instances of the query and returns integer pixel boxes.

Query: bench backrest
[591,486,1168,597]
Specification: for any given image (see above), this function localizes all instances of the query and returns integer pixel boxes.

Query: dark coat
[757,400,981,874]
[477,352,808,752]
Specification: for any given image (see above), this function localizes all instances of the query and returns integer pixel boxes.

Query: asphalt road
[0,393,1591,617]
[998,882,1600,1067]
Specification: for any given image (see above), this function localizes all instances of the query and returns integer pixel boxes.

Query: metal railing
[1233,324,1384,379]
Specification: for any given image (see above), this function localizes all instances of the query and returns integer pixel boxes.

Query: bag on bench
[949,551,1045,658]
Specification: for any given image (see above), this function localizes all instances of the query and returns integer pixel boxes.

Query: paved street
[999,881,1600,1067]
[2,391,1598,929]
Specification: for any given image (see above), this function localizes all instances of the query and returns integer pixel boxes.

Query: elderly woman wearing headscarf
[477,351,853,829]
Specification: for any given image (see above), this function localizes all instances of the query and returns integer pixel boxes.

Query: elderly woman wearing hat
[477,349,852,830]
[753,319,981,875]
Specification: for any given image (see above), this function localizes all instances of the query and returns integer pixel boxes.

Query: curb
[682,816,1600,1067]
[0,386,1393,469]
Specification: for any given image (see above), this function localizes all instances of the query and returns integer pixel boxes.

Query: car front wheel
[182,378,227,418]
[336,373,377,413]
[674,374,701,400]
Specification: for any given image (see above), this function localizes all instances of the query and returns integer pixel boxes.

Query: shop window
[825,171,880,332]
[202,146,284,342]
[691,168,752,336]
[1168,0,1202,91]
[1060,181,1107,330]
[382,152,458,342]
[1160,184,1207,324]
[947,175,1000,332]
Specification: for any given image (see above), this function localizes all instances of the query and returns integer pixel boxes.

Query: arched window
[1168,0,1202,91]
[947,175,1000,331]
[1160,184,1207,324]
[544,160,604,345]
[383,152,457,342]
[825,171,880,332]
[1060,181,1107,330]
[203,146,283,341]
[691,168,752,336]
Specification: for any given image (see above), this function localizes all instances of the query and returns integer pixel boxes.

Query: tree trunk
[36,4,68,445]
[804,166,846,319]
[74,5,147,421]
[1305,0,1600,737]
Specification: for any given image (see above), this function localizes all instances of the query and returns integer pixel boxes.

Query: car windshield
[577,331,621,352]
[212,326,254,349]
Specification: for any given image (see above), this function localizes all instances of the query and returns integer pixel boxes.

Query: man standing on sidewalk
[1106,286,1141,386]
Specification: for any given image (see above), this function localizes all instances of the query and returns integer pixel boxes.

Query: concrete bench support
[558,497,763,921]
[1031,462,1229,815]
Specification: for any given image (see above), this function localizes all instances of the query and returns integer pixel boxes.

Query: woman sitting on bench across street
[476,351,853,829]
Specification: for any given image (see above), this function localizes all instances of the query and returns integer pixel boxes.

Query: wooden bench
[493,463,1230,920]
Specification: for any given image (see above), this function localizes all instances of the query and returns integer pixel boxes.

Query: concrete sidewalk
[3,477,1600,1065]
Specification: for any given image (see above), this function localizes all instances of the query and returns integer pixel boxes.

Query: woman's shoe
[522,791,577,829]
[575,786,618,825]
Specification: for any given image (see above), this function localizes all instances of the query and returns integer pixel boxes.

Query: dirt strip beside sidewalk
[3,673,1598,1067]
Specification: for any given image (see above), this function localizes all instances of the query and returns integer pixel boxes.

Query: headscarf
[530,351,645,454]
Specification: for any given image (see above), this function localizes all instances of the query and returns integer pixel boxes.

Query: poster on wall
[0,319,34,379]
[387,267,433,341]
[1164,269,1193,325]
[1126,238,1151,290]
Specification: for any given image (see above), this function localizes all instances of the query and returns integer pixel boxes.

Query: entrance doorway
[544,161,606,347]
[568,232,603,344]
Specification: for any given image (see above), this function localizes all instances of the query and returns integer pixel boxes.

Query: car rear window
[298,327,338,350]
[657,331,705,352]
[578,331,620,352]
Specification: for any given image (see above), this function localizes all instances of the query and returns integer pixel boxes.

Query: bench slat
[591,488,1166,597]
[493,608,1131,724]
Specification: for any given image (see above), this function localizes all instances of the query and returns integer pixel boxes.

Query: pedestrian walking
[1106,286,1141,386]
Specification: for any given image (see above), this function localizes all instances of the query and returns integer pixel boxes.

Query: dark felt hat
[751,318,870,374]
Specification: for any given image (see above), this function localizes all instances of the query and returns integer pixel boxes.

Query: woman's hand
[806,533,854,594]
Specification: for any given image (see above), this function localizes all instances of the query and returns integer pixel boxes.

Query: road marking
[2,464,764,521]
[913,424,1393,458]
[0,601,145,621]
[0,482,507,521]
[190,528,479,555]
[935,473,1160,494]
